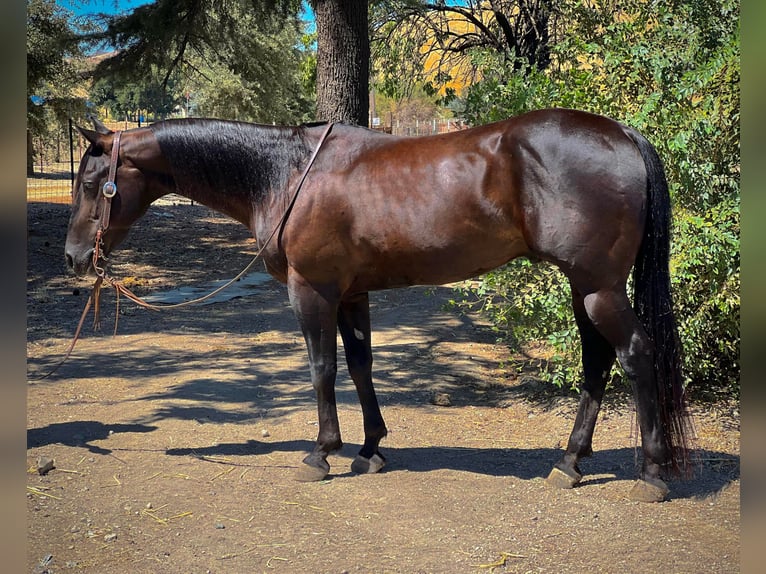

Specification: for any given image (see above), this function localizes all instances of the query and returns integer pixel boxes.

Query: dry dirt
[27,201,740,573]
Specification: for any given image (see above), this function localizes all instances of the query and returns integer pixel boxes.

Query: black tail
[624,126,693,477]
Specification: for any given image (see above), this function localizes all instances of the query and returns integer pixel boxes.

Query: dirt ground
[27,201,740,573]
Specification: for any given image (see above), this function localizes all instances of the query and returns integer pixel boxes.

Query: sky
[58,1,153,17]
[58,0,316,24]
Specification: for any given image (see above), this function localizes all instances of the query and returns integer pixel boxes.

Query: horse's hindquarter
[511,110,649,291]
[283,124,530,293]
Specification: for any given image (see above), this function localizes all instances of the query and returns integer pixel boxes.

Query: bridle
[32,122,334,380]
[92,129,121,279]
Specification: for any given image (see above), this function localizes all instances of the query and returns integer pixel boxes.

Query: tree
[82,0,367,125]
[26,0,86,174]
[183,3,316,123]
[371,0,558,102]
[313,0,369,125]
[90,68,181,122]
[80,1,311,123]
[89,3,314,124]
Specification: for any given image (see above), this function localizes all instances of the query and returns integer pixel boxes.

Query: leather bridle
[92,129,122,278]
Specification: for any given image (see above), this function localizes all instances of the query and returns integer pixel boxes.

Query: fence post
[68,118,75,187]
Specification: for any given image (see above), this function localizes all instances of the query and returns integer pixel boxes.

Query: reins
[32,122,334,381]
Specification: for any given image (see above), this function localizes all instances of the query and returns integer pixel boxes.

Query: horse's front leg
[288,272,342,482]
[337,293,387,475]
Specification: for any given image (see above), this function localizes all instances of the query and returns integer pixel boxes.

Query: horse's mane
[149,118,311,203]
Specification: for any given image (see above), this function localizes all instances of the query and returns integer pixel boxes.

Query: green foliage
[299,30,318,103]
[91,69,181,121]
[671,200,740,399]
[26,0,89,173]
[85,0,314,124]
[27,0,77,95]
[461,51,561,121]
[457,0,740,398]
[453,259,581,391]
[184,8,315,123]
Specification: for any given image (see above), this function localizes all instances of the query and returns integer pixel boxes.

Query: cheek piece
[92,131,122,277]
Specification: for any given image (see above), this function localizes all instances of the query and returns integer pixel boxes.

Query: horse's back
[289,121,529,289]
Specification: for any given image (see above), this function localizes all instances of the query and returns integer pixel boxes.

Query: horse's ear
[75,125,104,149]
[92,118,113,135]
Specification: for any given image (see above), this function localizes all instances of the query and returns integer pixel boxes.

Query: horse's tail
[624,125,694,477]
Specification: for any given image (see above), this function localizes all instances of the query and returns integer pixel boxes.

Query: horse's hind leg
[547,285,616,489]
[337,294,387,474]
[577,288,670,501]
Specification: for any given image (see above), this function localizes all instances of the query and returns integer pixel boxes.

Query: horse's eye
[83,180,96,193]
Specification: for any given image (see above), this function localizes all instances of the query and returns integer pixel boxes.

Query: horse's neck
[141,122,308,228]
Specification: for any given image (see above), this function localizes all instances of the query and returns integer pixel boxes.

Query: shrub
[456,0,739,399]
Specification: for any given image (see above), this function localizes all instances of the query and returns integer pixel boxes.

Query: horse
[64,108,692,502]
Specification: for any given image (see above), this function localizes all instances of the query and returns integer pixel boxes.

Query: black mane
[150,118,312,203]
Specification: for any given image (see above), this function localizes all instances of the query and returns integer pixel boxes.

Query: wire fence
[374,117,466,136]
[27,119,143,204]
[27,117,466,204]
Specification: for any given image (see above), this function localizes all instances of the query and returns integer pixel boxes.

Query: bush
[456,0,739,399]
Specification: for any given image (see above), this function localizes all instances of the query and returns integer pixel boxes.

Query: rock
[104,533,117,542]
[261,428,270,438]
[36,457,55,475]
[430,392,452,407]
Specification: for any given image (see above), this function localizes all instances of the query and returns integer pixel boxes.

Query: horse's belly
[347,232,529,292]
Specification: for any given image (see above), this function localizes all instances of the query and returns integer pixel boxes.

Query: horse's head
[65,121,160,276]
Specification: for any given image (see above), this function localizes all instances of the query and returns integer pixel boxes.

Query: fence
[26,117,466,204]
[27,119,143,204]
[374,117,466,136]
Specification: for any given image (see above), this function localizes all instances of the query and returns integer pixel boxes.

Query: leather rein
[33,122,334,380]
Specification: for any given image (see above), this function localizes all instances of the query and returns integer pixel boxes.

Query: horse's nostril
[65,247,95,277]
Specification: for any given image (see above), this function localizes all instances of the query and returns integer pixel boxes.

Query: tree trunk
[313,0,369,126]
[27,129,36,176]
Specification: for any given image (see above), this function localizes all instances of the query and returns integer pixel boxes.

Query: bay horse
[64,108,692,502]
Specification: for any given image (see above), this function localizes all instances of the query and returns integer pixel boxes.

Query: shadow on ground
[158,438,739,501]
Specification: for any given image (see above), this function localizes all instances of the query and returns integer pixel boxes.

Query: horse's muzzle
[65,245,95,277]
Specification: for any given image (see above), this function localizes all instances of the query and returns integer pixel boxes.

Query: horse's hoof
[351,453,386,475]
[294,460,330,482]
[546,466,582,490]
[629,478,669,502]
